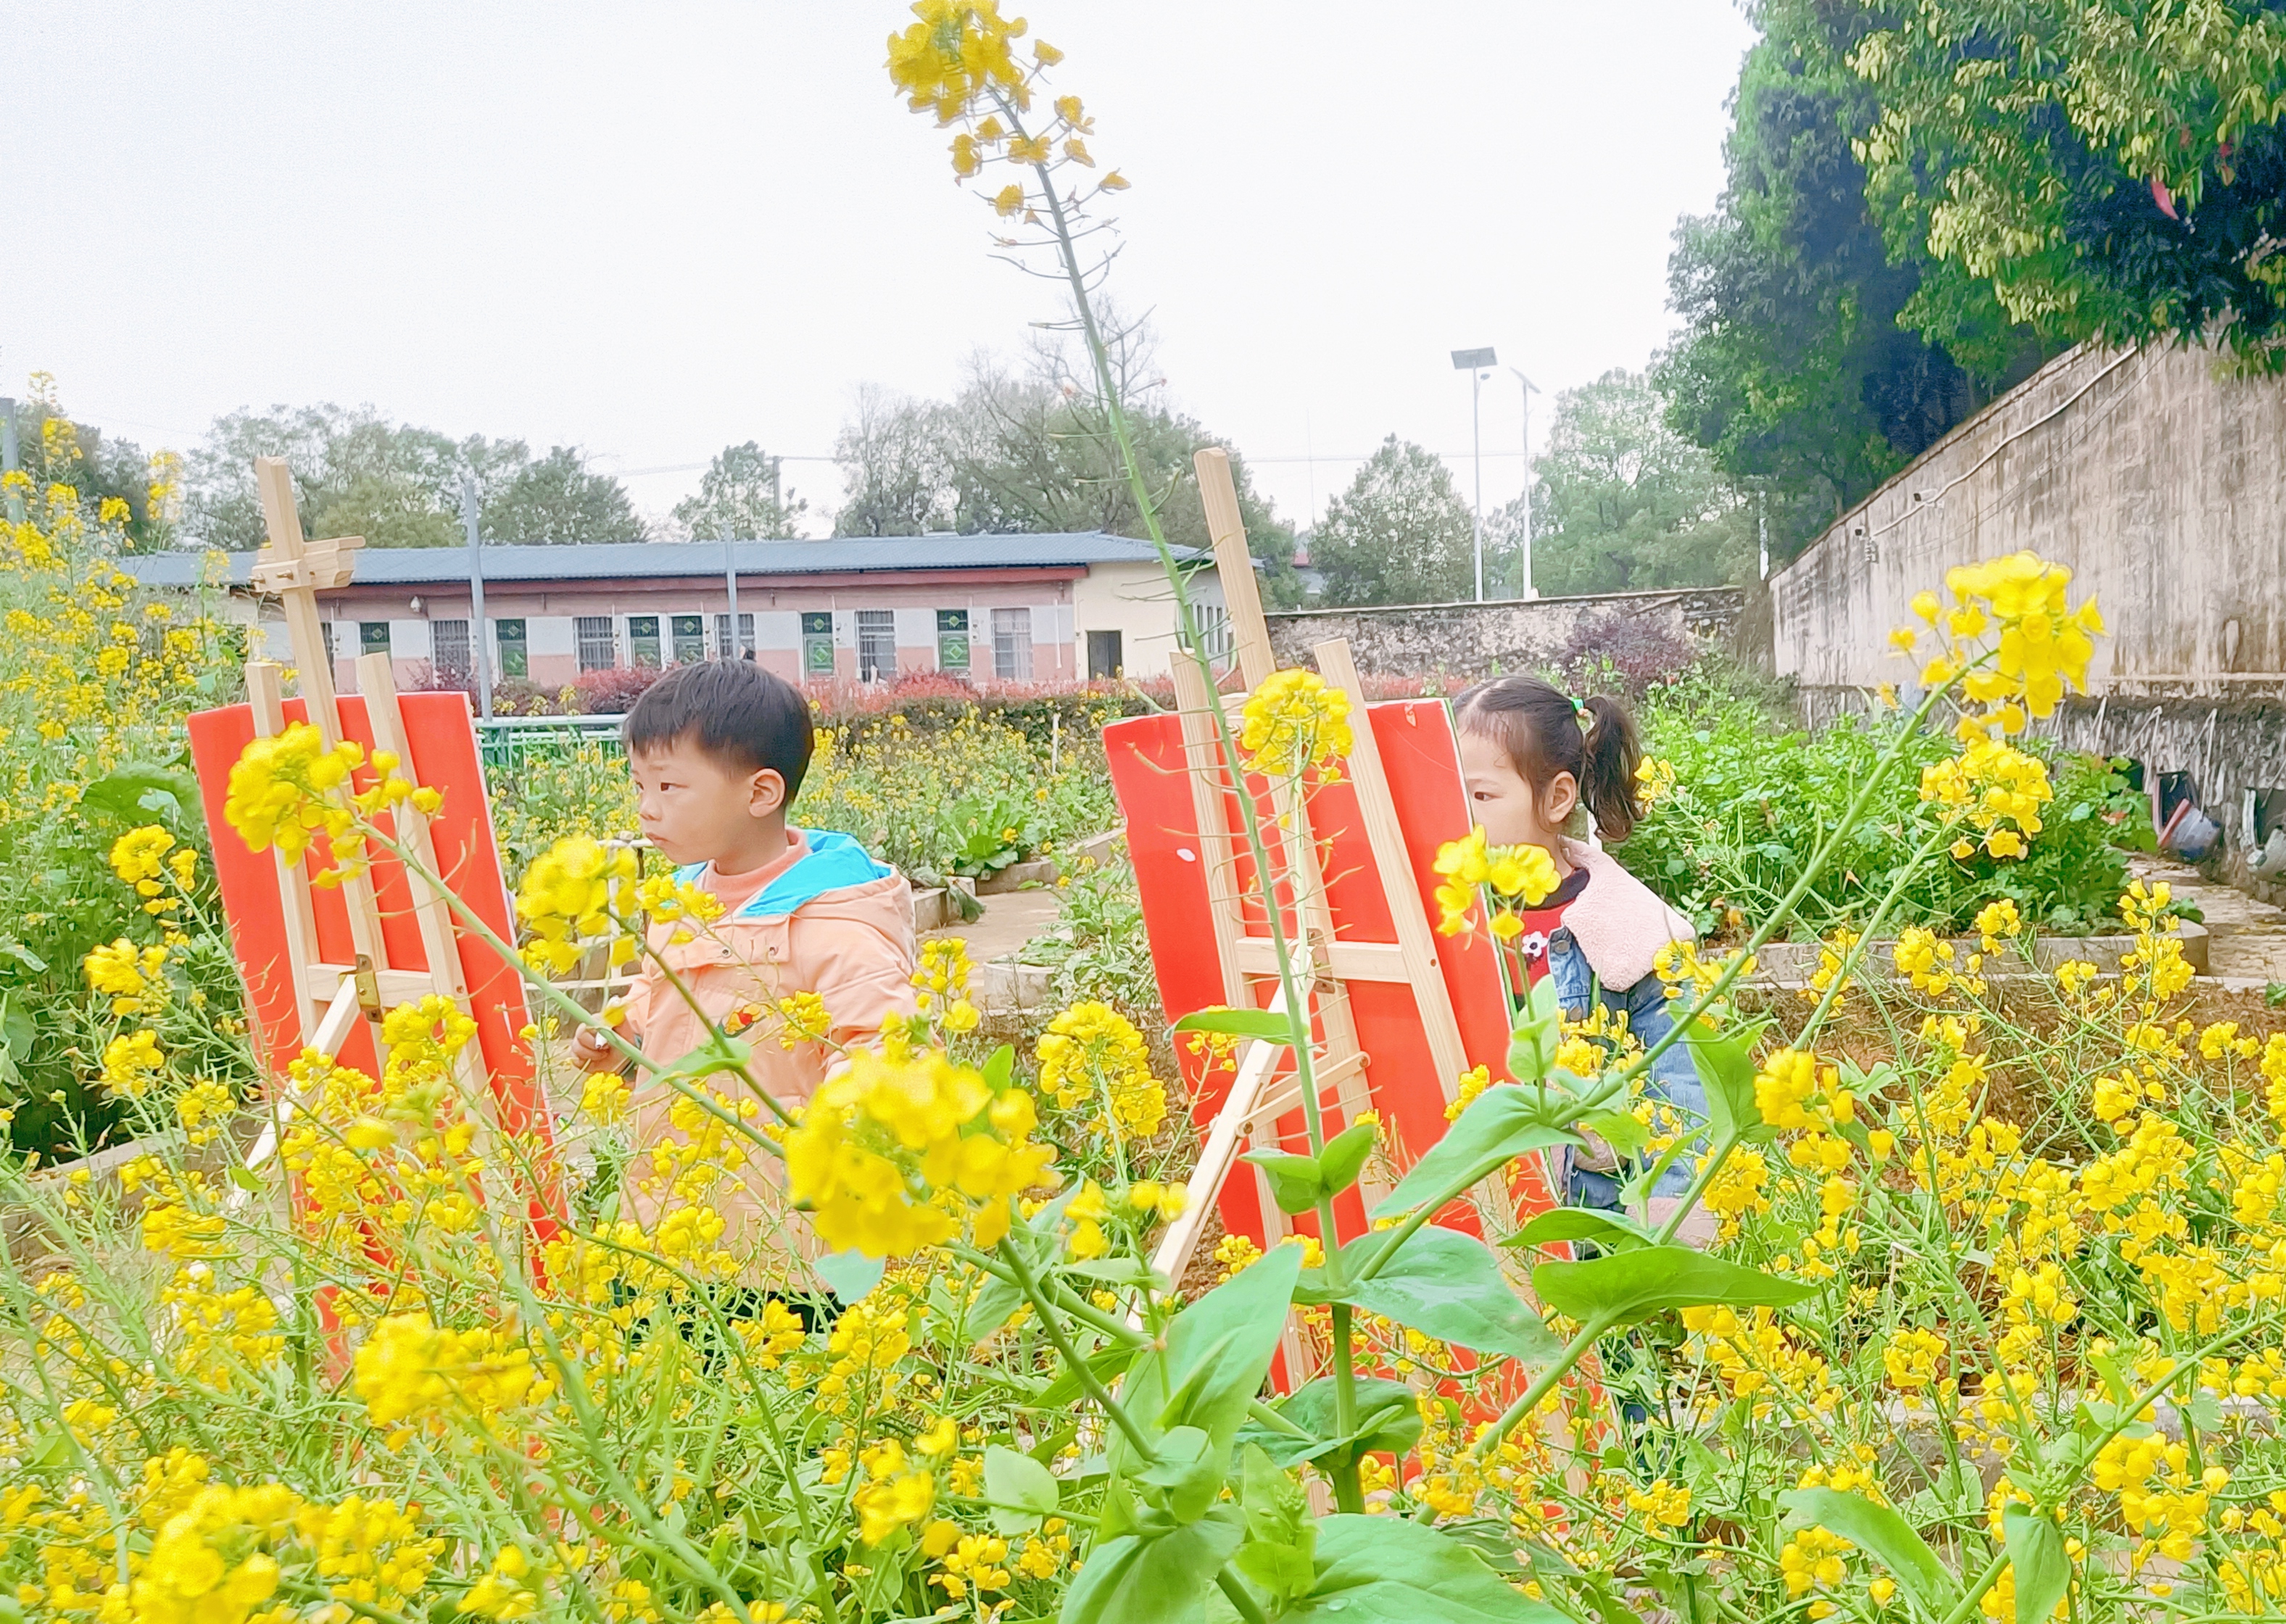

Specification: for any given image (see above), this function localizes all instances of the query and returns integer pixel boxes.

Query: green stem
[1000,1232,1157,1462]
[1216,1568,1272,1624]
[1328,1302,1364,1512]
[1471,1310,1620,1462]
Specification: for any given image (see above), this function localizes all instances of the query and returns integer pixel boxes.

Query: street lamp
[1509,368,1540,600]
[1451,347,1496,602]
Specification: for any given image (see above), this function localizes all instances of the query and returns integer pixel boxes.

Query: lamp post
[1510,368,1539,599]
[460,476,492,721]
[1451,347,1496,602]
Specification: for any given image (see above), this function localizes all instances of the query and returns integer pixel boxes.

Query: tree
[1309,436,1475,607]
[1657,1,2046,566]
[831,327,1303,604]
[8,375,179,552]
[483,447,646,545]
[671,442,808,540]
[832,385,962,537]
[181,404,638,549]
[1518,369,1755,597]
[1852,0,2286,371]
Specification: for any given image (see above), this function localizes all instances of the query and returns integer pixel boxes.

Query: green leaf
[1283,1515,1571,1623]
[1371,1085,1578,1219]
[228,1166,265,1193]
[1174,1007,1295,1043]
[1059,1504,1245,1624]
[1119,1241,1303,1453]
[1242,1149,1328,1215]
[811,1249,883,1304]
[1686,1019,1771,1144]
[1506,979,1564,1082]
[1243,1376,1422,1470]
[2001,1507,2071,1624]
[1578,1108,1650,1158]
[1234,1445,1317,1606]
[984,1444,1060,1536]
[1533,1246,1814,1326]
[1317,1121,1379,1199]
[982,1043,1016,1091]
[1779,1489,1959,1616]
[1344,1225,1562,1364]
[1030,1341,1139,1410]
[79,766,192,821]
[1499,1207,1657,1252]
[1135,1426,1224,1525]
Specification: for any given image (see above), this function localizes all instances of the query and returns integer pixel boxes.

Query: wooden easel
[1148,451,1506,1358]
[231,456,485,1190]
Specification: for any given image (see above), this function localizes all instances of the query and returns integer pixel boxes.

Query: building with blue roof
[127,531,1225,693]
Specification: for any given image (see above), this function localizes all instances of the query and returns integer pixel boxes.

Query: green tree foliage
[1667,0,2286,568]
[1659,2,2045,566]
[1309,436,1475,607]
[7,378,178,552]
[183,405,642,549]
[1854,0,2286,370]
[483,447,647,545]
[670,441,807,540]
[831,331,1301,605]
[1515,369,1755,596]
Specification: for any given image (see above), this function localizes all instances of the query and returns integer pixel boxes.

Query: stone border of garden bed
[1744,922,2208,983]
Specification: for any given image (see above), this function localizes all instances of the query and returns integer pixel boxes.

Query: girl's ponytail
[1578,693,1643,844]
[1453,674,1646,845]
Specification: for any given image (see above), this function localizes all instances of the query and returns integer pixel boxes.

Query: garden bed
[1746,921,2210,982]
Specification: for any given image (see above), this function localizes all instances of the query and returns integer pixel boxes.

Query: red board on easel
[1106,697,1554,1295]
[186,689,560,1235]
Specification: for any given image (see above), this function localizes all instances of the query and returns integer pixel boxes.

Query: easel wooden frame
[1147,450,1511,1351]
[229,457,488,1197]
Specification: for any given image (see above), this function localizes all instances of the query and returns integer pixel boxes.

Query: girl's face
[1459,727,1578,855]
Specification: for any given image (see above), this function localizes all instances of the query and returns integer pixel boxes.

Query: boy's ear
[747,767,788,819]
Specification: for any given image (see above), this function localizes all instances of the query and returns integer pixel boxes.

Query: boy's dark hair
[624,660,814,801]
[1454,674,1644,843]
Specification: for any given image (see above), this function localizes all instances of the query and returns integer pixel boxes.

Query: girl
[1453,674,1710,1236]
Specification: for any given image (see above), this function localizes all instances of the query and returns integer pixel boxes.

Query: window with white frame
[991,608,1032,680]
[671,615,705,663]
[575,616,616,671]
[713,614,755,658]
[430,619,471,676]
[856,610,895,682]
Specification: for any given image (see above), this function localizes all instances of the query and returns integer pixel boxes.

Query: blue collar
[676,828,893,921]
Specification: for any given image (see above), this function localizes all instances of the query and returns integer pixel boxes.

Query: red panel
[1106,698,1557,1389]
[187,692,562,1243]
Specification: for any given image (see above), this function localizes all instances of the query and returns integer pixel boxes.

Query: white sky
[5,1,1756,534]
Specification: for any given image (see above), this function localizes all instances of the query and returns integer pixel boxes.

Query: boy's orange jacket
[621,828,916,1269]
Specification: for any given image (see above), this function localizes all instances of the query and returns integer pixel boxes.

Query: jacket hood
[679,827,903,922]
[1560,838,1697,992]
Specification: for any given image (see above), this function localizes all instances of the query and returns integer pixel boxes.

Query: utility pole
[1758,489,1771,581]
[460,477,492,721]
[0,398,21,526]
[770,456,782,539]
[724,522,741,658]
[1450,347,1497,602]
[1511,368,1540,599]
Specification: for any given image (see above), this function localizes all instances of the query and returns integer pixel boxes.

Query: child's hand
[573,1020,626,1072]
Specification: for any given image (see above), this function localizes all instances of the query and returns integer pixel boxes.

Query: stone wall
[1774,339,2286,889]
[1265,586,1747,678]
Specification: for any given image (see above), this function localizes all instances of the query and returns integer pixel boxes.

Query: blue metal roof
[123,531,1202,589]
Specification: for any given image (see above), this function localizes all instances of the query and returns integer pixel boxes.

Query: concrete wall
[1774,339,2286,887]
[1774,341,2286,692]
[1264,587,1747,676]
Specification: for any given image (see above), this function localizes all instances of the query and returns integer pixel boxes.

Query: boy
[575,658,916,1280]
